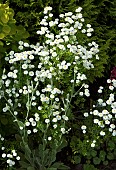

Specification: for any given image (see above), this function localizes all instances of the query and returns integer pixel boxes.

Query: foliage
[70,78,116,168]
[0,2,29,78]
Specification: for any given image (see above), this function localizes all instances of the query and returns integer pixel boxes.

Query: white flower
[79,92,83,96]
[84,112,89,117]
[27,130,31,134]
[62,115,69,121]
[98,99,103,104]
[8,72,13,78]
[56,115,61,120]
[102,110,109,115]
[2,153,6,158]
[105,120,110,125]
[112,130,116,136]
[87,33,91,37]
[1,137,4,141]
[49,13,53,17]
[38,106,42,110]
[25,122,30,126]
[52,118,57,122]
[112,79,116,87]
[98,112,103,117]
[93,140,96,143]
[61,127,65,134]
[44,6,52,14]
[14,111,18,115]
[18,45,23,50]
[100,131,105,136]
[31,121,36,126]
[107,79,111,83]
[81,125,86,130]
[45,119,50,124]
[33,128,38,133]
[112,108,116,114]
[59,14,64,18]
[52,52,57,57]
[87,24,91,28]
[48,136,52,141]
[91,143,95,147]
[23,89,28,95]
[75,7,82,13]
[12,152,17,157]
[102,102,106,107]
[94,119,99,124]
[106,99,112,105]
[29,71,34,76]
[98,88,102,93]
[50,94,55,98]
[1,147,5,150]
[22,64,28,69]
[109,86,114,90]
[2,74,7,79]
[29,55,34,60]
[20,126,23,130]
[109,128,113,132]
[93,110,99,115]
[36,90,40,96]
[24,70,28,74]
[16,156,20,160]
[82,130,86,134]
[53,124,57,129]
[110,124,115,129]
[29,118,34,122]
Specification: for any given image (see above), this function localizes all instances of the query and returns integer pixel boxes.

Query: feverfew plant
[0,6,100,169]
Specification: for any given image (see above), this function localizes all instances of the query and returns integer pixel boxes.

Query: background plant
[70,78,116,169]
[0,2,29,77]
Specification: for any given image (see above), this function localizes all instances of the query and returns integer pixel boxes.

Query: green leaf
[56,140,67,153]
[20,142,32,163]
[2,25,11,33]
[90,150,97,157]
[107,152,114,160]
[0,41,4,46]
[74,155,81,164]
[108,141,115,150]
[19,161,30,168]
[103,161,108,166]
[99,150,106,161]
[15,134,22,141]
[51,162,70,170]
[0,117,8,125]
[84,164,98,170]
[47,149,56,167]
[47,168,57,170]
[17,120,24,128]
[93,157,101,165]
[27,167,35,170]
[0,33,5,39]
[42,149,50,166]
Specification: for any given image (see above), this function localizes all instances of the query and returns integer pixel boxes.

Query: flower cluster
[0,134,20,167]
[86,79,116,143]
[0,6,100,168]
[2,150,20,167]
